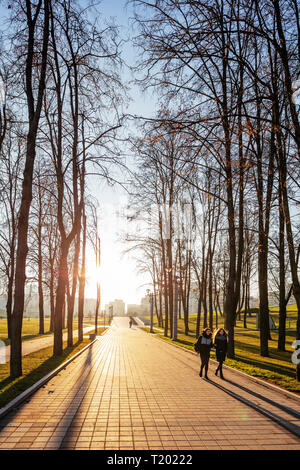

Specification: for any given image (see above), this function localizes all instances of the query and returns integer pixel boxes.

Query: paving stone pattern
[0,320,300,450]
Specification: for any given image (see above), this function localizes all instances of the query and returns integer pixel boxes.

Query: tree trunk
[49,258,55,332]
[67,234,80,347]
[38,219,44,335]
[278,183,286,351]
[10,0,50,378]
[167,237,173,337]
[208,246,213,330]
[54,242,68,356]
[6,265,14,340]
[258,247,270,356]
[78,214,86,343]
[95,282,100,335]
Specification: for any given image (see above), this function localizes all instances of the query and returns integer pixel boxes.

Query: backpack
[194,338,201,353]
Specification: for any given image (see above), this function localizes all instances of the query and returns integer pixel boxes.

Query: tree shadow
[57,343,96,448]
[220,377,300,418]
[0,339,96,445]
[225,354,295,377]
[0,340,84,408]
[169,337,193,348]
[204,377,300,438]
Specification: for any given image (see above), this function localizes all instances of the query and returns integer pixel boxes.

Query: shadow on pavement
[57,343,95,449]
[0,341,98,447]
[203,377,300,439]
[0,340,86,409]
[220,377,300,420]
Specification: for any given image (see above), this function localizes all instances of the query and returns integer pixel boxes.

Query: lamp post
[146,289,154,333]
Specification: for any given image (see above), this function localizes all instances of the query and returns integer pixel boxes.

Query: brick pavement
[0,320,300,450]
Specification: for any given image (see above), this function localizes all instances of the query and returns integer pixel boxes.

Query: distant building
[268,291,279,307]
[140,296,151,315]
[113,299,125,316]
[249,296,258,308]
[74,298,97,318]
[105,299,125,316]
[188,282,199,314]
[127,304,142,316]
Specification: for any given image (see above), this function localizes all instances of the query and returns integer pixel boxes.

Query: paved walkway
[1,325,95,363]
[0,319,300,450]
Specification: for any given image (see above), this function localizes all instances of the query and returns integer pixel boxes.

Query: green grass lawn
[0,326,107,409]
[0,317,104,345]
[141,305,300,394]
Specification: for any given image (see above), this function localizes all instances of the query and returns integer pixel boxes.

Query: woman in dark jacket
[195,328,213,378]
[213,328,228,379]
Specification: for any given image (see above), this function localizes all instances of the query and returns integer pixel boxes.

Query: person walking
[213,328,228,379]
[194,327,213,379]
[129,318,133,328]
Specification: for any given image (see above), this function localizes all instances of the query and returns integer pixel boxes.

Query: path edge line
[0,337,99,421]
[139,328,300,403]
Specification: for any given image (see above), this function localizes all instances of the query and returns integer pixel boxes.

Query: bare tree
[10,0,50,377]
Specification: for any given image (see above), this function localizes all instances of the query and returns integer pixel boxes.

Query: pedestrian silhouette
[213,328,228,380]
[194,327,213,379]
[129,318,133,328]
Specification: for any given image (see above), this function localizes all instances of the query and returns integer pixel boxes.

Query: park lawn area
[143,303,298,331]
[141,305,300,394]
[0,317,99,345]
[0,326,107,409]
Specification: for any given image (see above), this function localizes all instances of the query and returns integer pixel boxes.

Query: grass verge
[0,318,104,345]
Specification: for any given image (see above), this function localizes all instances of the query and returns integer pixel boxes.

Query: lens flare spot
[236,409,249,421]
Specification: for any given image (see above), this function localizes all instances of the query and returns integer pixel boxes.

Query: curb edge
[0,338,98,421]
